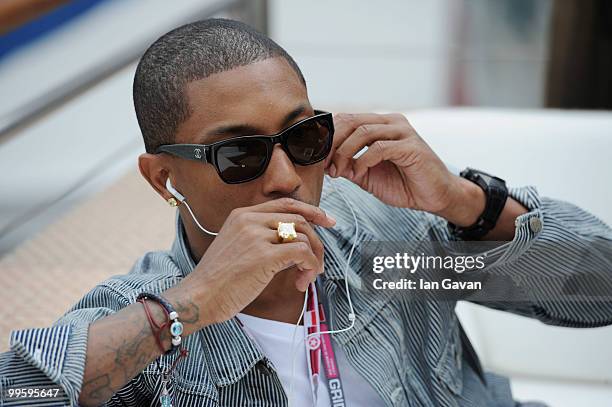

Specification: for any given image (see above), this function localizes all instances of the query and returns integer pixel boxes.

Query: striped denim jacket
[1,176,611,407]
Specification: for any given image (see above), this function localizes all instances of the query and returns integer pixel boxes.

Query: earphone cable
[181,199,219,236]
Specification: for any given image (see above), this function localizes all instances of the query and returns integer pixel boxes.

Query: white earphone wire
[167,178,218,236]
[182,199,219,236]
[315,178,358,335]
[287,178,360,406]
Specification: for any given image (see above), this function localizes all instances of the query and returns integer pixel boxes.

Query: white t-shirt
[237,312,384,407]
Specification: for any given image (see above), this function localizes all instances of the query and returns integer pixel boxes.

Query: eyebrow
[200,104,309,144]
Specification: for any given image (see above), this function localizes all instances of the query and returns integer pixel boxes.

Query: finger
[264,215,325,273]
[261,230,320,272]
[261,229,309,245]
[275,232,318,265]
[248,228,320,292]
[274,241,320,292]
[245,198,336,228]
[352,139,409,179]
[295,268,318,292]
[326,113,390,172]
[332,123,405,180]
[271,231,312,252]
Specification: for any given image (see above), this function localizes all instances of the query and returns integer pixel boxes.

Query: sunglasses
[156,110,334,184]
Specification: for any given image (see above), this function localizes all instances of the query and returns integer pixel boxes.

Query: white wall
[269,0,552,110]
[268,0,453,111]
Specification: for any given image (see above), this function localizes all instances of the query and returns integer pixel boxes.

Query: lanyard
[306,281,347,407]
[305,282,322,402]
[236,281,347,406]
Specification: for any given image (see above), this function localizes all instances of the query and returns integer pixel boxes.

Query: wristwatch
[448,168,508,239]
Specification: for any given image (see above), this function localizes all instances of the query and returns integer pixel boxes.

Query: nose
[260,144,301,197]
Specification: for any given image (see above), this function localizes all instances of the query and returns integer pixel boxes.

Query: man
[1,18,611,407]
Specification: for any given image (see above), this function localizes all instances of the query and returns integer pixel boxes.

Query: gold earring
[167,197,178,207]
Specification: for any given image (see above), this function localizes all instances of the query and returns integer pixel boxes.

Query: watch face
[465,168,506,186]
[478,173,491,183]
[452,168,508,239]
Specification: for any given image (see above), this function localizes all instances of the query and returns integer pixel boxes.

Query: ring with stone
[277,222,297,243]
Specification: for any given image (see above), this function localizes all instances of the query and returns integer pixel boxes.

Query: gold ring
[277,222,297,243]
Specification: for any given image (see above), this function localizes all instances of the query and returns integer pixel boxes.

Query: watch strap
[448,168,508,239]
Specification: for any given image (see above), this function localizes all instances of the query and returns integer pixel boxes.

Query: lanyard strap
[305,283,321,402]
[308,281,347,407]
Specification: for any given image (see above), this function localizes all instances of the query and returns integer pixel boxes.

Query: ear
[138,153,173,201]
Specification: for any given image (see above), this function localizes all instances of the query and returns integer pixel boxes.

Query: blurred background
[0,1,611,406]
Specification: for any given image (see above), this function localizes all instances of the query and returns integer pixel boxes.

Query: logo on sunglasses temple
[194,148,202,159]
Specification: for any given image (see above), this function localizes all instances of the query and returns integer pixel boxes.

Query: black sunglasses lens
[285,117,332,164]
[215,139,268,183]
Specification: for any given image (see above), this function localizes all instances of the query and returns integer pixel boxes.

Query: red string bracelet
[137,297,170,354]
[137,295,189,407]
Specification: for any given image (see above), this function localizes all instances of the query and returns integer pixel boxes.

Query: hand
[182,198,336,324]
[325,113,485,226]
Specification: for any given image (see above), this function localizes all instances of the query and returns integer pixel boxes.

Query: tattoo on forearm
[112,314,153,382]
[83,304,163,403]
[82,373,112,401]
[173,297,200,324]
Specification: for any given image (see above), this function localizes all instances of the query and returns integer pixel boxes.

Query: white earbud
[166,178,185,203]
[166,177,218,236]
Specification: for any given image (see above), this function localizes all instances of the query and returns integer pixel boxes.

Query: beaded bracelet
[136,293,184,355]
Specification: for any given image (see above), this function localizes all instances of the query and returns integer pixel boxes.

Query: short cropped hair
[133,18,306,153]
